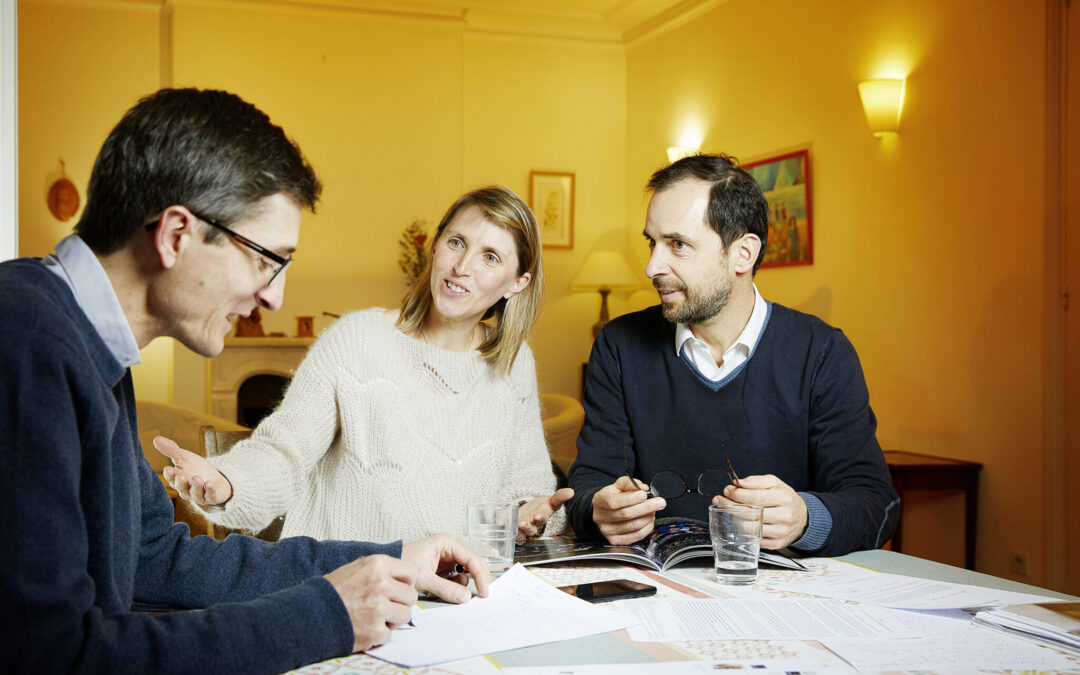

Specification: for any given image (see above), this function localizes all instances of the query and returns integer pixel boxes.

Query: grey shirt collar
[43,234,142,368]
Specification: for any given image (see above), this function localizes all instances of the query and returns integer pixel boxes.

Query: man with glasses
[0,88,488,674]
[566,153,899,557]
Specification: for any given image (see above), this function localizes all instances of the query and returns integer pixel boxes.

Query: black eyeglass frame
[623,443,741,501]
[144,209,292,286]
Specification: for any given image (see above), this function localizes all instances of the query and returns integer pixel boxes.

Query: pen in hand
[406,565,470,628]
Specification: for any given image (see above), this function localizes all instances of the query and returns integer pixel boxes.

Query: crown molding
[624,0,727,48]
[19,0,719,45]
[19,0,162,13]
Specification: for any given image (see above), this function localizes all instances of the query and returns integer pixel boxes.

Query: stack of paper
[366,564,638,667]
[973,601,1080,656]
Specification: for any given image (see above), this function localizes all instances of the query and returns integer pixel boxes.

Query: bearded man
[565,153,899,557]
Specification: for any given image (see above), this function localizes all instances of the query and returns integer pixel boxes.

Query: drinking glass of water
[467,502,519,576]
[708,503,764,585]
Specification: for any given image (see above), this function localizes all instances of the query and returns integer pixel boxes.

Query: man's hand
[324,554,419,653]
[154,436,233,506]
[713,474,808,549]
[591,476,667,545]
[401,534,492,604]
[517,487,574,543]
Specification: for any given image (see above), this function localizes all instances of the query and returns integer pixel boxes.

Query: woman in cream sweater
[159,186,571,543]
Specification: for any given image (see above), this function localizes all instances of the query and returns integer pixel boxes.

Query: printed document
[822,632,1079,672]
[504,662,850,675]
[366,564,637,667]
[773,567,1058,609]
[614,597,907,642]
[818,604,1078,671]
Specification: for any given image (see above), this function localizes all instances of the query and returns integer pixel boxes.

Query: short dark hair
[646,153,769,273]
[75,88,321,253]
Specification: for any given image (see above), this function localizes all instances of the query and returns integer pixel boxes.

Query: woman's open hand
[154,436,233,507]
[517,487,573,542]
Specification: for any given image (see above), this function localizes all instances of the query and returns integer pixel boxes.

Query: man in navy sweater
[0,88,488,674]
[566,153,898,557]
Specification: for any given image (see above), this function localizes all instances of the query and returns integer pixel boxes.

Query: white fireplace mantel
[209,336,315,423]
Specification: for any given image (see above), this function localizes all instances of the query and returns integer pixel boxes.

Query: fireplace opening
[236,374,290,428]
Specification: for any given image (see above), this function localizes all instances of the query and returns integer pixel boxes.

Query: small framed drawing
[529,170,575,249]
[743,149,812,268]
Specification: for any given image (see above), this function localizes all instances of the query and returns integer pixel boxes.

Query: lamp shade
[858,79,905,136]
[569,251,640,292]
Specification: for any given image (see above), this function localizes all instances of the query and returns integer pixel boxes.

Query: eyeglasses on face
[144,208,292,286]
[623,443,741,501]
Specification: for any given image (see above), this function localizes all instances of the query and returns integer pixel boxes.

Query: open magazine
[515,517,807,572]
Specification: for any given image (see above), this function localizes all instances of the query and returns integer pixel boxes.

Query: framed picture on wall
[529,170,575,249]
[743,149,812,268]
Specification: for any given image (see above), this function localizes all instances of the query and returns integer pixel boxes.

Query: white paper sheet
[503,662,849,675]
[822,633,1080,672]
[773,567,1058,609]
[365,564,638,667]
[854,604,980,639]
[614,597,908,641]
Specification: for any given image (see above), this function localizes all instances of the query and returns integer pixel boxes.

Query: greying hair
[76,88,320,253]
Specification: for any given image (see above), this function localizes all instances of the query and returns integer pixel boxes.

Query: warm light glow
[676,126,704,150]
[858,79,905,136]
[667,145,696,162]
[569,251,640,291]
[667,115,704,162]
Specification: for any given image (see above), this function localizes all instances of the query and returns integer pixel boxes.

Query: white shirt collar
[674,284,768,382]
[43,234,142,368]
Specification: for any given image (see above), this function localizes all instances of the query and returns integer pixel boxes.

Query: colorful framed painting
[529,170,575,249]
[743,149,812,268]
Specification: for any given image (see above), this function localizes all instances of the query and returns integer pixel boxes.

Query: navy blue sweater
[567,304,899,556]
[0,259,401,674]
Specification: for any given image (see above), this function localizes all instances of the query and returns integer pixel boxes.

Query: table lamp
[569,251,641,337]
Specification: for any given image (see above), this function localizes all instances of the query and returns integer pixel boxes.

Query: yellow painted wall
[17,1,626,405]
[171,1,465,321]
[462,34,627,394]
[625,0,1048,582]
[17,0,172,404]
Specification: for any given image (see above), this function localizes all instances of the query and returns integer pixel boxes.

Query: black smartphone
[557,579,657,603]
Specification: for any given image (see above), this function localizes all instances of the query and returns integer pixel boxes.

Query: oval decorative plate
[47,177,80,221]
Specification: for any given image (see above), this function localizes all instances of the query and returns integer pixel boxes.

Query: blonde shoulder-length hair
[397,185,544,376]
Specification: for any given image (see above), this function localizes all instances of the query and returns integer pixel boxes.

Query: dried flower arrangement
[397,219,430,286]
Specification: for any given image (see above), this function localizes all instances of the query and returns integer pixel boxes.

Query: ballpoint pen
[407,565,469,627]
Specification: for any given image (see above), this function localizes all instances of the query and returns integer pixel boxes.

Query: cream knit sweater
[202,309,562,543]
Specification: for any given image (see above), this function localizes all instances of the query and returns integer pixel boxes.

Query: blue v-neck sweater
[0,259,400,674]
[567,304,899,557]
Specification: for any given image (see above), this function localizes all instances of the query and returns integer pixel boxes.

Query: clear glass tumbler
[709,503,764,585]
[467,502,519,576]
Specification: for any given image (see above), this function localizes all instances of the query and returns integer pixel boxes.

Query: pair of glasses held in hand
[623,443,741,500]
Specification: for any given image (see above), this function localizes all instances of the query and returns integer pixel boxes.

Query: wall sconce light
[569,250,641,337]
[667,146,696,163]
[858,78,905,136]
